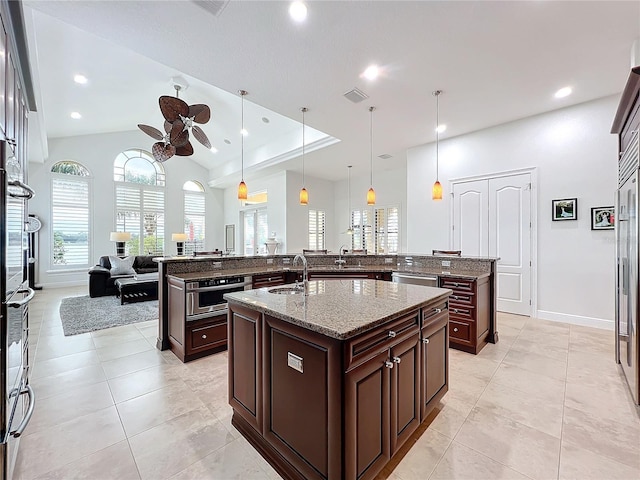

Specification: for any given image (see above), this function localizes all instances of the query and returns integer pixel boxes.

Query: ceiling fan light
[432,180,443,201]
[238,180,248,200]
[300,187,309,205]
[367,187,376,205]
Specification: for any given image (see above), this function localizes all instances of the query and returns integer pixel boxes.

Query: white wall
[28,130,223,288]
[407,95,619,327]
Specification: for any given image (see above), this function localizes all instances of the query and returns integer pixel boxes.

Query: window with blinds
[352,206,400,254]
[308,210,326,250]
[183,181,205,255]
[115,186,165,255]
[50,161,91,267]
[243,208,268,255]
[351,209,374,252]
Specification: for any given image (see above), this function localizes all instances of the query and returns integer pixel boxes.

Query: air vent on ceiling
[378,154,392,160]
[343,87,369,103]
[192,0,230,17]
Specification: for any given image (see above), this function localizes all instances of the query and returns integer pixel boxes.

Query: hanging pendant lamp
[346,165,354,234]
[238,90,248,200]
[299,107,309,205]
[367,106,376,205]
[432,90,443,201]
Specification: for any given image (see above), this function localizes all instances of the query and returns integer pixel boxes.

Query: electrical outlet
[213,262,222,269]
[267,258,274,265]
[384,257,393,264]
[283,258,291,265]
[441,260,451,267]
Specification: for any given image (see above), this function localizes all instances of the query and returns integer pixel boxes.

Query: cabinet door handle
[388,330,397,338]
[452,308,458,313]
[392,356,401,364]
[453,327,459,332]
[422,338,430,344]
[202,334,207,339]
[435,308,442,313]
[384,360,394,369]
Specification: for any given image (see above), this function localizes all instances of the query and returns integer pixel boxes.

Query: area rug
[60,295,158,336]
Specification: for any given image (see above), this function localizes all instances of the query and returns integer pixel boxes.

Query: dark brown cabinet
[421,301,449,419]
[439,276,490,354]
[251,272,287,289]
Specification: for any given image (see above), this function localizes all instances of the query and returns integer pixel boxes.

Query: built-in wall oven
[186,276,252,320]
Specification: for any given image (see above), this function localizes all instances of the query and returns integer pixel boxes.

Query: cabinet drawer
[345,310,420,371]
[440,277,475,292]
[450,305,474,320]
[422,301,448,325]
[449,320,472,343]
[252,273,286,289]
[190,321,227,349]
[449,292,474,305]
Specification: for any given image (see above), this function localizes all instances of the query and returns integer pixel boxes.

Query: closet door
[452,179,488,256]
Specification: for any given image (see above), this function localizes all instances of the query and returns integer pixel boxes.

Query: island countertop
[224,279,451,340]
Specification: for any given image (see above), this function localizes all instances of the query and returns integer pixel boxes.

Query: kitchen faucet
[335,244,348,268]
[293,254,309,294]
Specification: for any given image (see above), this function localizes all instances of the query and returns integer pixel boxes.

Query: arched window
[113,150,165,255]
[51,161,91,267]
[183,181,206,254]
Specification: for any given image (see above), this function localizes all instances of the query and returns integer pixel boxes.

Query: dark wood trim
[156,261,170,350]
[1,1,35,110]
[612,66,640,134]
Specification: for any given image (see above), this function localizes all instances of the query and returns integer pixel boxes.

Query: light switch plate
[213,262,222,269]
[441,260,451,267]
[287,352,303,373]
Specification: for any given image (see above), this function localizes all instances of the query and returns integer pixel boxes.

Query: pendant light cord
[240,90,246,181]
[434,90,440,180]
[369,106,374,186]
[302,107,306,186]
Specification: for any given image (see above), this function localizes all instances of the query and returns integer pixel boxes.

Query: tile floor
[13,286,640,480]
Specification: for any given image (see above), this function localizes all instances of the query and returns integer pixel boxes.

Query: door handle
[7,288,35,308]
[392,356,401,364]
[384,360,394,369]
[10,385,35,438]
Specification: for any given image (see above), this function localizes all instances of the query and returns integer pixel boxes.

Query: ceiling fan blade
[175,142,194,157]
[159,95,189,122]
[191,125,211,149]
[169,120,189,147]
[137,124,164,140]
[152,142,176,162]
[189,104,211,124]
[164,120,172,134]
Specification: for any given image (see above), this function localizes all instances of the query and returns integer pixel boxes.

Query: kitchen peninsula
[224,279,451,480]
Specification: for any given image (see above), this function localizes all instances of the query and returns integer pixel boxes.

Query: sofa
[88,255,158,298]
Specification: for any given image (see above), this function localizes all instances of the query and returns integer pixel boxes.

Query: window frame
[183,181,206,255]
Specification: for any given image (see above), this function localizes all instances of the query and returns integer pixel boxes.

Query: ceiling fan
[138,81,212,162]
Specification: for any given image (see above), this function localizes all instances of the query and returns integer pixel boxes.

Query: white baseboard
[536,310,614,331]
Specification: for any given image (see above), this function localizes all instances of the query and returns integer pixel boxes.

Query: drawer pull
[202,334,207,339]
[451,295,458,300]
[392,356,401,364]
[422,338,430,344]
[384,360,394,369]
[388,330,397,338]
[453,327,459,332]
[452,308,458,313]
[435,308,442,313]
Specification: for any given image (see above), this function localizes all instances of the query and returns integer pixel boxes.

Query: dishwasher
[391,272,438,287]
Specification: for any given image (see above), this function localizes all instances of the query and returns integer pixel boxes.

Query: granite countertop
[167,265,489,282]
[224,279,451,340]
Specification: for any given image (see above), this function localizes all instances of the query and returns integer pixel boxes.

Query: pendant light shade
[300,107,309,205]
[346,165,354,234]
[367,106,376,205]
[238,90,248,200]
[432,90,443,201]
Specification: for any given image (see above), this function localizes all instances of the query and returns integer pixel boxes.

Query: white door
[452,172,532,316]
[488,174,531,315]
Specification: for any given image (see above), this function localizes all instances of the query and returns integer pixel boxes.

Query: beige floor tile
[559,441,640,480]
[31,350,101,379]
[455,406,561,480]
[476,341,511,363]
[491,363,566,404]
[391,426,452,480]
[429,441,530,480]
[91,325,148,348]
[117,380,205,436]
[96,338,154,362]
[511,336,568,362]
[566,349,624,389]
[171,438,269,479]
[515,328,569,349]
[450,354,500,383]
[564,380,640,429]
[34,334,96,361]
[501,348,567,381]
[496,312,528,330]
[29,364,107,400]
[14,406,126,479]
[128,406,236,480]
[447,370,490,405]
[26,381,114,436]
[562,406,640,469]
[101,349,168,379]
[523,318,571,333]
[108,363,186,403]
[33,440,141,480]
[428,397,474,439]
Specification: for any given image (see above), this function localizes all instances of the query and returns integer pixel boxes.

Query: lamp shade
[238,180,248,200]
[171,233,188,242]
[110,232,131,242]
[299,187,308,205]
[432,180,443,201]
[367,187,376,205]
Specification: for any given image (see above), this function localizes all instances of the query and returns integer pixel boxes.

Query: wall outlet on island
[384,257,393,264]
[267,258,274,265]
[213,262,222,269]
[441,260,451,267]
[283,258,291,265]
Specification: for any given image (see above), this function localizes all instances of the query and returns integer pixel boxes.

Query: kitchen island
[224,279,451,480]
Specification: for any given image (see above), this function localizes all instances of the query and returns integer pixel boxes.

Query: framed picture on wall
[591,206,614,230]
[552,198,578,221]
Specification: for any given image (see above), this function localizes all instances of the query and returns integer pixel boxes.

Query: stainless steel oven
[186,276,252,320]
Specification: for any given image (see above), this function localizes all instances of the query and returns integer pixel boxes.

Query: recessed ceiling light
[289,1,307,22]
[224,139,231,145]
[262,117,270,124]
[70,112,82,119]
[436,124,447,133]
[554,86,572,99]
[241,128,248,136]
[210,146,218,153]
[73,74,88,84]
[362,65,380,81]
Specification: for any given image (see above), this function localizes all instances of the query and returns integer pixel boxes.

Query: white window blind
[116,185,165,255]
[51,176,90,266]
[308,210,326,250]
[375,206,399,254]
[243,208,268,255]
[351,209,373,253]
[184,191,205,255]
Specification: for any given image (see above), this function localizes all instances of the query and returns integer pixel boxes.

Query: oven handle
[7,288,35,308]
[186,292,195,316]
[10,385,35,438]
[187,282,250,293]
[187,309,228,322]
[8,180,35,199]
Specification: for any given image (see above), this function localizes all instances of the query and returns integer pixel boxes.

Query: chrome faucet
[293,254,309,294]
[335,244,348,268]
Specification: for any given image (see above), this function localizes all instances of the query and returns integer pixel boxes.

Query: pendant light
[237,90,248,200]
[299,107,309,205]
[432,90,443,201]
[367,106,376,205]
[346,165,354,234]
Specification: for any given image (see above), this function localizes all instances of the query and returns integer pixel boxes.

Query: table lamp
[110,231,132,256]
[172,233,188,256]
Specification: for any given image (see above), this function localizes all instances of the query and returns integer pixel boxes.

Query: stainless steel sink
[268,286,304,295]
